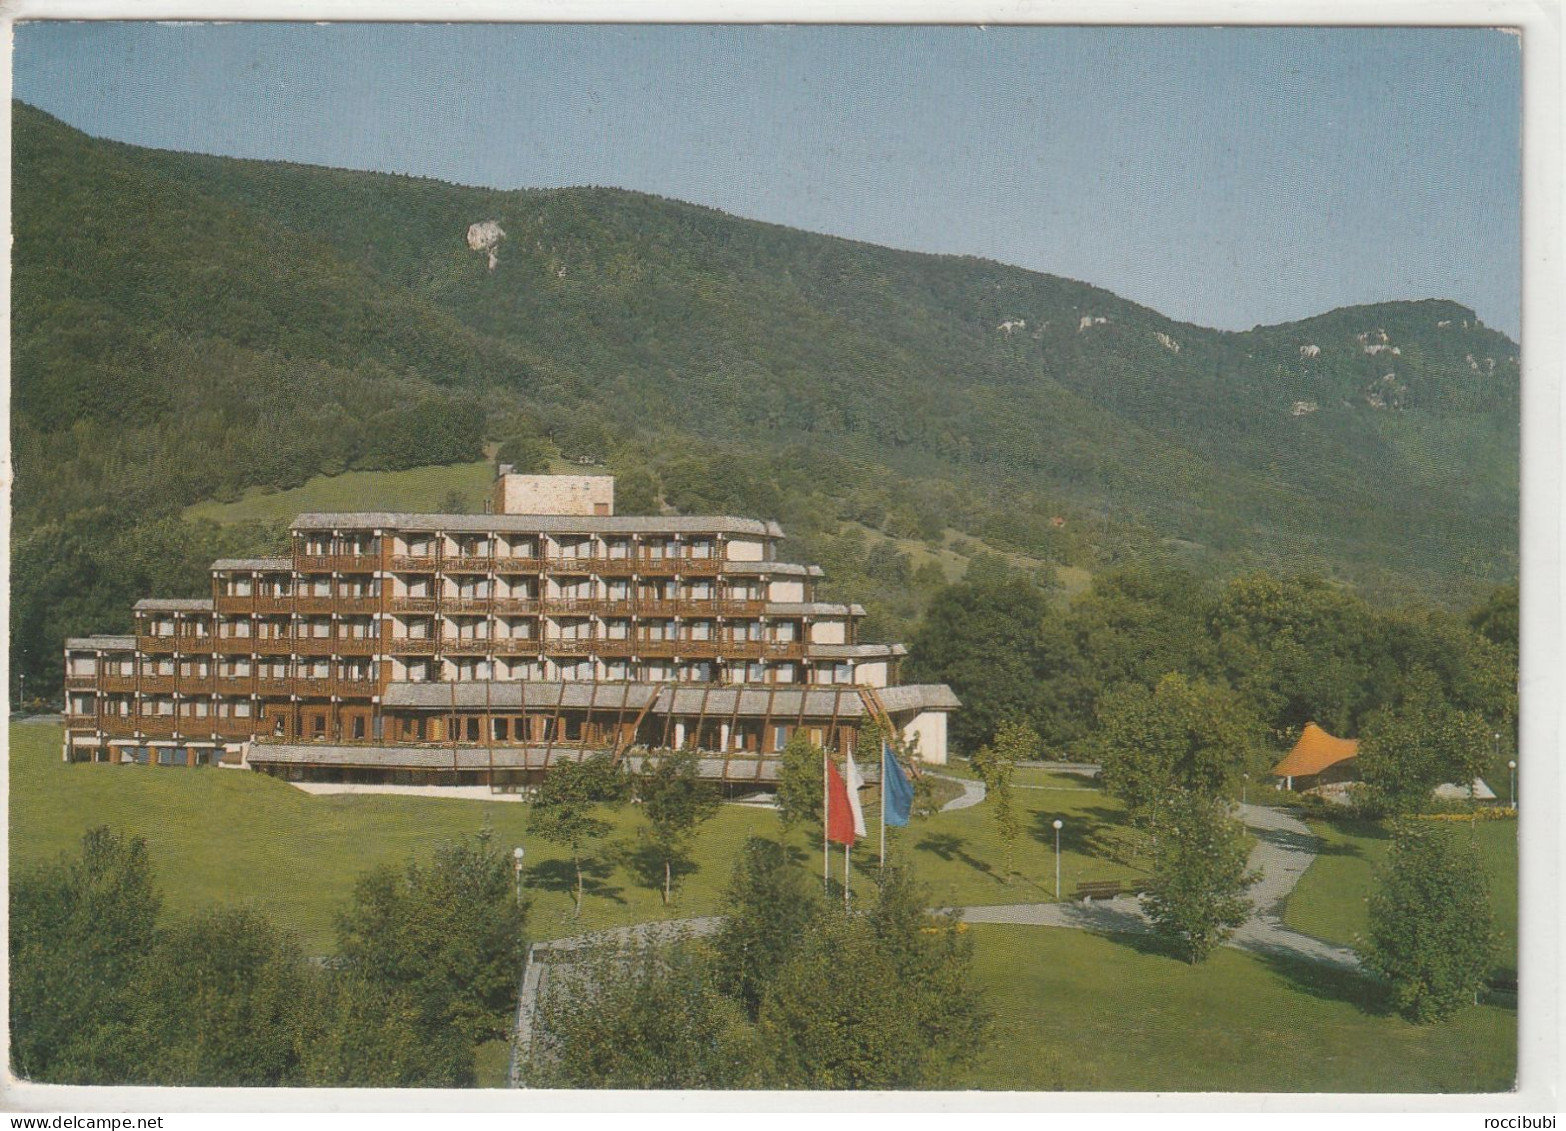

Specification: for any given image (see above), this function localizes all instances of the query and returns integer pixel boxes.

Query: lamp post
[512,846,526,907]
[1052,819,1064,901]
[1508,760,1517,812]
[1241,772,1249,808]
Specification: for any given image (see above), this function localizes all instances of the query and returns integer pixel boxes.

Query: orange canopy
[1271,722,1359,778]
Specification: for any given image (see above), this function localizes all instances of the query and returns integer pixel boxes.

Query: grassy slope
[12,724,1514,1091]
[960,924,1515,1092]
[184,461,496,526]
[1283,816,1519,981]
[10,724,1139,951]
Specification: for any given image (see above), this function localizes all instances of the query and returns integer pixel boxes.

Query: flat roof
[133,598,215,612]
[380,680,958,716]
[65,635,137,651]
[211,557,292,572]
[291,513,784,538]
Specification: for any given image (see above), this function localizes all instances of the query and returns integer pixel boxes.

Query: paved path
[931,772,986,811]
[950,803,1359,969]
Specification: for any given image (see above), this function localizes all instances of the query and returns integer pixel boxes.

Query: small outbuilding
[1271,722,1359,791]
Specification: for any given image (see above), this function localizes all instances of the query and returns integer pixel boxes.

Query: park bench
[1073,880,1124,902]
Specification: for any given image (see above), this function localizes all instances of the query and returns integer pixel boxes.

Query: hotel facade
[62,472,958,787]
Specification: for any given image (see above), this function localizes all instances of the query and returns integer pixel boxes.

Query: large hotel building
[62,471,958,787]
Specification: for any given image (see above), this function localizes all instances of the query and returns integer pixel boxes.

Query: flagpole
[844,842,851,910]
[822,746,829,894]
[880,741,887,868]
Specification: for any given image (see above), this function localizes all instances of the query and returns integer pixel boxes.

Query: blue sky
[14,22,1522,337]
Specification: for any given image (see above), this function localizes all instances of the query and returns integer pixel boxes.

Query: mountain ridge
[9,101,1519,689]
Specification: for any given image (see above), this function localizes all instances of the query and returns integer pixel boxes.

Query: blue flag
[883,743,914,827]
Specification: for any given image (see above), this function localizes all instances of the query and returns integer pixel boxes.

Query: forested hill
[11,102,1519,689]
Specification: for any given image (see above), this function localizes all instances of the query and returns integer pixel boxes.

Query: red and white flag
[844,750,868,839]
[826,758,858,845]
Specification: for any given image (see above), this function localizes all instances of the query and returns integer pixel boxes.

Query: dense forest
[10,102,1520,694]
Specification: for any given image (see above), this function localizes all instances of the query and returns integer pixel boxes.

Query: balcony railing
[334,596,382,615]
[254,596,295,614]
[390,555,439,572]
[256,678,293,697]
[296,678,334,697]
[215,677,255,696]
[442,637,495,654]
[492,598,541,615]
[138,676,176,694]
[134,718,179,737]
[331,637,382,656]
[491,556,543,573]
[294,596,337,615]
[541,637,599,655]
[177,676,216,696]
[139,635,178,653]
[390,596,439,613]
[442,554,495,572]
[385,638,439,655]
[101,675,138,694]
[336,679,377,698]
[214,594,254,614]
[65,674,98,691]
[445,598,493,614]
[491,638,543,656]
[296,553,379,573]
[213,636,263,654]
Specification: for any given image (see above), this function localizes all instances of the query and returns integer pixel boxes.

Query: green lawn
[13,723,1515,1092]
[183,460,496,526]
[1284,815,1519,981]
[11,723,1137,953]
[959,923,1516,1092]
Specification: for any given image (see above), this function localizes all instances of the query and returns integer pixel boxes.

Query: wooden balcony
[256,678,293,697]
[546,597,612,616]
[627,639,680,657]
[213,636,263,654]
[297,553,379,573]
[296,678,334,697]
[541,638,599,655]
[390,555,439,572]
[102,675,138,694]
[445,597,493,614]
[254,596,295,615]
[492,598,541,615]
[214,594,255,615]
[177,676,216,696]
[65,710,99,727]
[442,636,494,654]
[336,679,377,698]
[385,638,439,655]
[443,554,495,572]
[331,637,382,656]
[390,596,439,613]
[102,715,137,736]
[138,676,176,694]
[544,555,603,573]
[65,674,98,691]
[491,638,543,656]
[291,636,339,656]
[294,595,338,615]
[491,556,543,573]
[134,718,179,738]
[334,596,383,615]
[139,635,178,654]
[215,677,255,696]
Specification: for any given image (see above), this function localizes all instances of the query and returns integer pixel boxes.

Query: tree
[904,573,1082,752]
[526,934,760,1089]
[300,974,476,1088]
[9,828,160,1083]
[495,431,553,475]
[638,750,720,904]
[971,718,1035,879]
[711,837,821,1020]
[130,907,314,1086]
[1361,821,1494,1022]
[774,732,825,832]
[529,753,629,915]
[1095,672,1260,819]
[336,831,527,1053]
[1140,790,1256,964]
[1358,667,1493,815]
[758,865,986,1089]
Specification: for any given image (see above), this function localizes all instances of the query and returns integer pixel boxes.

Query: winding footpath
[955,803,1360,969]
[510,801,1356,1083]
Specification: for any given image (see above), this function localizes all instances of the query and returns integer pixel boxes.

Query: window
[351,716,367,740]
[311,715,327,737]
[465,717,480,742]
[493,717,509,742]
[773,726,789,751]
[835,663,854,684]
[234,701,252,718]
